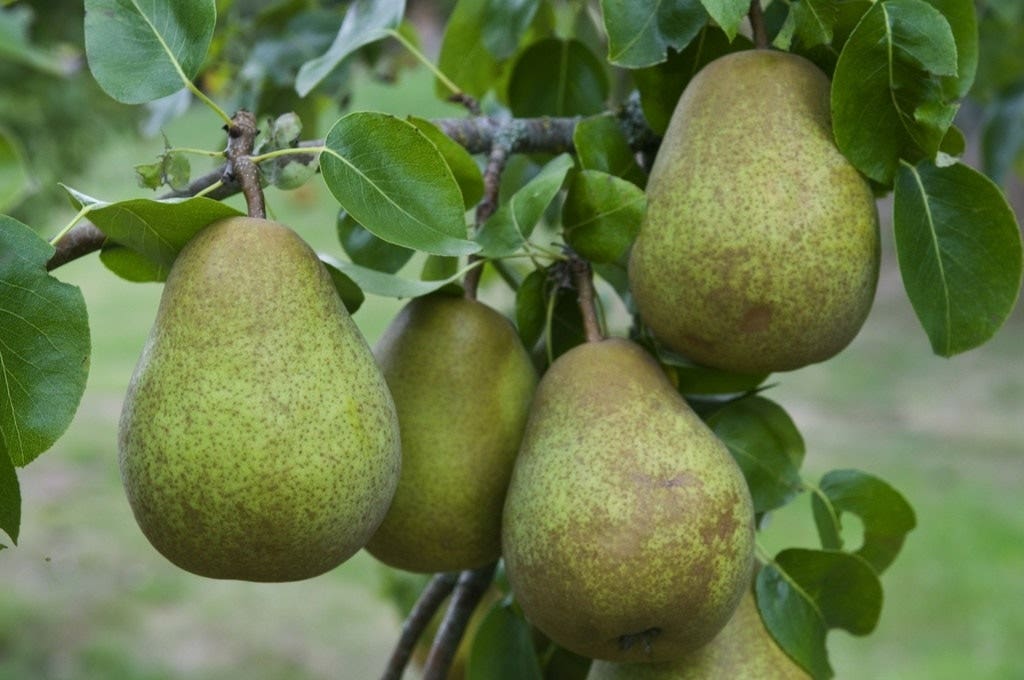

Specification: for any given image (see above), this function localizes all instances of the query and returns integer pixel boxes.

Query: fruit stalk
[421,563,497,680]
[749,0,769,49]
[224,110,265,219]
[570,254,603,343]
[380,572,459,680]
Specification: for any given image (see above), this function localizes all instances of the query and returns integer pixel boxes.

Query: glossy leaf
[321,112,478,257]
[84,0,216,104]
[757,549,883,679]
[707,396,805,514]
[600,0,707,68]
[0,216,90,467]
[295,0,404,96]
[476,154,574,258]
[320,255,473,299]
[831,0,960,184]
[437,0,503,98]
[508,39,608,117]
[562,170,646,264]
[698,0,749,40]
[336,210,414,274]
[892,160,1023,356]
[926,0,978,98]
[408,116,485,208]
[481,0,541,59]
[0,127,29,212]
[320,258,365,313]
[811,469,917,574]
[516,267,547,349]
[467,600,543,680]
[0,447,19,545]
[572,115,645,187]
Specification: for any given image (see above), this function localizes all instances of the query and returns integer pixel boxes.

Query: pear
[502,339,755,662]
[118,216,401,582]
[629,49,880,374]
[367,294,536,572]
[587,585,809,679]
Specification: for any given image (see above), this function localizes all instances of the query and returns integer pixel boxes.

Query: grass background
[2,68,1023,679]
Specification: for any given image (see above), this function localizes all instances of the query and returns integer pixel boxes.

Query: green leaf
[408,116,485,208]
[811,469,916,574]
[467,599,543,680]
[572,115,646,187]
[508,39,608,117]
[481,0,541,59]
[892,160,1023,356]
[599,0,707,68]
[0,5,72,76]
[320,258,365,314]
[84,0,216,104]
[294,0,404,97]
[562,170,646,264]
[437,0,504,98]
[321,112,478,257]
[981,85,1024,184]
[99,243,165,283]
[0,127,29,212]
[476,154,574,258]
[698,0,749,40]
[707,396,805,514]
[516,268,547,348]
[320,255,472,299]
[925,0,978,98]
[421,255,459,282]
[776,0,838,49]
[0,448,19,545]
[336,210,414,274]
[831,0,960,184]
[757,549,883,680]
[0,216,90,467]
[658,350,768,395]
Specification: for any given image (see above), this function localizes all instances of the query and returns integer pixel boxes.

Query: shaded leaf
[600,0,707,68]
[320,258,365,313]
[408,116,485,208]
[572,115,646,187]
[656,346,768,395]
[99,243,164,283]
[467,599,543,680]
[0,127,29,212]
[562,170,646,263]
[774,0,837,50]
[515,268,547,348]
[481,0,541,59]
[437,0,503,98]
[0,446,19,545]
[699,0,749,40]
[508,39,608,117]
[336,210,414,274]
[0,5,72,76]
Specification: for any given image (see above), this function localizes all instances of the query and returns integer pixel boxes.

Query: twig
[570,254,603,343]
[421,563,497,680]
[464,128,516,299]
[380,572,459,680]
[749,0,769,50]
[223,110,265,219]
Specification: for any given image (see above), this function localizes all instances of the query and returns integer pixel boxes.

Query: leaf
[99,243,165,283]
[775,0,838,50]
[757,549,883,679]
[698,0,749,40]
[437,0,504,98]
[0,216,90,467]
[892,160,1023,356]
[981,85,1024,184]
[0,127,29,212]
[294,0,404,97]
[320,258,365,313]
[508,39,608,117]
[811,469,917,574]
[925,0,978,98]
[84,0,216,104]
[572,115,646,187]
[320,255,473,299]
[831,0,960,184]
[600,0,708,68]
[476,154,574,258]
[707,396,805,514]
[408,116,485,208]
[0,448,19,545]
[320,112,478,257]
[467,599,543,680]
[562,170,646,264]
[0,5,72,76]
[336,210,414,274]
[481,0,541,59]
[515,268,547,348]
[660,352,768,395]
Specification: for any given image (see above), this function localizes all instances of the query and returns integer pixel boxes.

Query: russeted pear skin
[629,50,880,374]
[366,294,537,572]
[118,217,401,582]
[587,586,809,679]
[502,339,755,662]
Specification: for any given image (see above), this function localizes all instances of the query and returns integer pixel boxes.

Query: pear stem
[749,0,770,50]
[421,563,497,680]
[379,572,459,680]
[464,126,518,299]
[224,110,266,219]
[571,254,604,343]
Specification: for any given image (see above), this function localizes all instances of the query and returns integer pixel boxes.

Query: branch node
[224,110,265,219]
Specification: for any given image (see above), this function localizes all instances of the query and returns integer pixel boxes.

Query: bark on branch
[420,563,497,680]
[380,572,459,680]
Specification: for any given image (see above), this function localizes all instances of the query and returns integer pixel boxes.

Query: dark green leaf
[939,124,966,158]
[562,170,646,263]
[892,160,1023,356]
[336,210,414,274]
[515,268,547,348]
[707,396,805,514]
[508,39,608,117]
[547,279,586,363]
[320,258,365,313]
[476,154,574,258]
[812,469,916,574]
[467,599,543,680]
[481,0,541,59]
[774,0,838,50]
[421,255,459,281]
[295,0,404,96]
[600,0,707,68]
[0,127,29,212]
[757,549,883,679]
[437,0,504,98]
[84,0,216,104]
[698,0,749,40]
[321,112,478,257]
[982,85,1024,184]
[321,255,471,298]
[656,346,768,394]
[0,448,19,545]
[831,0,960,184]
[408,116,485,208]
[99,243,164,283]
[542,645,591,680]
[0,216,90,467]
[572,115,646,187]
[925,0,978,98]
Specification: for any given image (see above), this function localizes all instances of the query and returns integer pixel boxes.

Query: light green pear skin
[502,339,755,663]
[629,50,880,374]
[366,294,537,572]
[118,217,401,582]
[587,586,809,679]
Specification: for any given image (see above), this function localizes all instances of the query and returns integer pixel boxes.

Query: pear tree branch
[420,563,498,680]
[223,110,265,219]
[380,572,460,680]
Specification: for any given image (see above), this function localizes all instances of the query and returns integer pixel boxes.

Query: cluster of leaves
[1,1,1022,678]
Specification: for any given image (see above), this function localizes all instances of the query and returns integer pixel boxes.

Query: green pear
[587,585,809,679]
[118,216,401,582]
[629,49,880,374]
[367,294,536,572]
[502,339,755,662]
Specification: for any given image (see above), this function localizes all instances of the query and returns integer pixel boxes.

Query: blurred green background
[3,12,1024,680]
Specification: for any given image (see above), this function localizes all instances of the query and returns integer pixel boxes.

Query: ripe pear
[587,585,809,679]
[629,49,880,374]
[502,339,755,662]
[367,294,536,572]
[118,216,401,582]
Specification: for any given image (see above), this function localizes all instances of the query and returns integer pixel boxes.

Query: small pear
[502,339,755,662]
[118,217,401,582]
[629,49,880,374]
[367,294,537,572]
